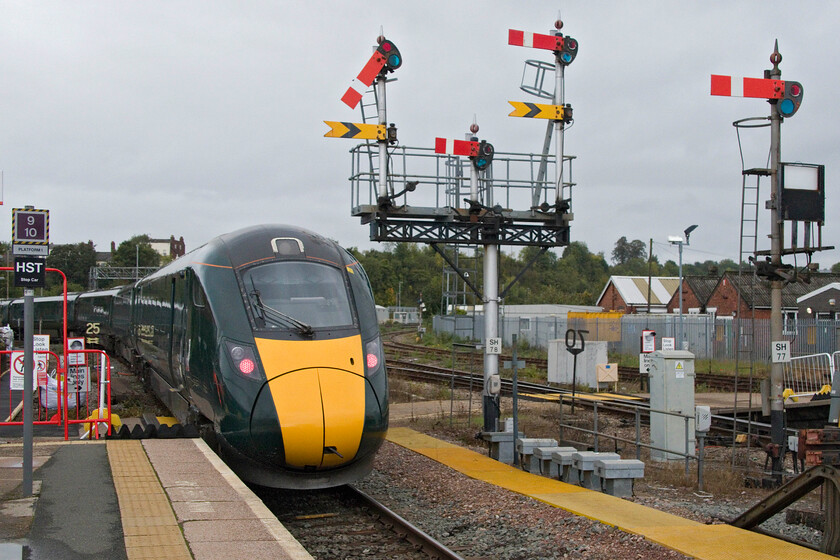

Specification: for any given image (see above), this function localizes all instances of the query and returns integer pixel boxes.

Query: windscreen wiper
[248,291,314,336]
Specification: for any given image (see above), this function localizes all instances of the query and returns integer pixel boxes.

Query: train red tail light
[364,337,383,377]
[225,341,263,380]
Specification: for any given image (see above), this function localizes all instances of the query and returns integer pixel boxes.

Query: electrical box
[695,405,711,433]
[649,350,696,461]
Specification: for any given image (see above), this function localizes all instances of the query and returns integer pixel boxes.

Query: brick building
[666,275,720,314]
[596,276,680,314]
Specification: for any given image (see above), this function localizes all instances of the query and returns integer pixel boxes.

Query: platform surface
[0,438,314,560]
[386,426,835,560]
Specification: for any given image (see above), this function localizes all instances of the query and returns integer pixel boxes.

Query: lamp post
[669,225,698,350]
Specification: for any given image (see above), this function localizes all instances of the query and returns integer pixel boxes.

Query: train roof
[214,225,346,269]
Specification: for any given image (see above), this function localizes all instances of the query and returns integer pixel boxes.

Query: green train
[4,225,388,489]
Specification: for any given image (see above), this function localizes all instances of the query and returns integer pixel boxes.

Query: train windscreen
[242,261,354,331]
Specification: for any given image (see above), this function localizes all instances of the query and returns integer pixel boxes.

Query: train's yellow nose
[266,367,364,468]
[254,335,366,470]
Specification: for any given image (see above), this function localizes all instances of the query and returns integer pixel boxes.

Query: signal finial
[770,39,782,71]
[470,116,479,135]
[377,26,385,45]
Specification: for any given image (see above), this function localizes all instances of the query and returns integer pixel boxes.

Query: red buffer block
[434,138,479,157]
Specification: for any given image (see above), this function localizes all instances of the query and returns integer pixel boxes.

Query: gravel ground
[356,440,692,560]
[355,415,826,559]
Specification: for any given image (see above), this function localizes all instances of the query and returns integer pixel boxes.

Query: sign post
[12,206,49,498]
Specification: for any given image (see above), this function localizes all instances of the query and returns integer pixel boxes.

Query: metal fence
[433,313,840,364]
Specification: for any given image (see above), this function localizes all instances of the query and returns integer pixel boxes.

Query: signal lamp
[559,35,578,65]
[778,81,803,117]
[378,40,402,72]
[473,141,494,171]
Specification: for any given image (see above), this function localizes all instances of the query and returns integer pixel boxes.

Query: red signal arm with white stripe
[342,50,387,109]
[434,138,479,157]
[710,75,784,99]
[508,29,563,51]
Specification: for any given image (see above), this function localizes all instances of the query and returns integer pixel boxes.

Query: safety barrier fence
[434,314,840,363]
[783,353,833,400]
[0,348,112,440]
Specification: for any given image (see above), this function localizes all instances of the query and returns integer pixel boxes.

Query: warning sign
[67,366,89,393]
[675,360,685,379]
[10,351,46,391]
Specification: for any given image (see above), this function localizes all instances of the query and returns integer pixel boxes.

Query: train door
[169,275,188,393]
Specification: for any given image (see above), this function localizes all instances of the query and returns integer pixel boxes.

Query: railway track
[255,484,463,560]
[384,332,777,442]
[384,337,764,393]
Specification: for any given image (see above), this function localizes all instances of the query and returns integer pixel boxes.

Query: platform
[0,438,313,560]
[386,426,835,560]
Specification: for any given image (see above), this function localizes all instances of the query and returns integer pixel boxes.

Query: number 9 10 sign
[12,208,49,245]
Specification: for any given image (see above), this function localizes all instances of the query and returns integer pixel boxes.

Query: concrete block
[515,438,557,472]
[551,449,580,483]
[481,432,524,464]
[572,452,620,490]
[594,459,644,496]
[534,446,577,478]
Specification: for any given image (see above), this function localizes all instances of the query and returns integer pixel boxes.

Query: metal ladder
[731,168,767,466]
[358,87,384,197]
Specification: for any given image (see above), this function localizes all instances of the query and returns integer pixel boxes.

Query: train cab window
[242,262,354,330]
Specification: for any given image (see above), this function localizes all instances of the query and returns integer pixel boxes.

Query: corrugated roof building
[596,276,680,314]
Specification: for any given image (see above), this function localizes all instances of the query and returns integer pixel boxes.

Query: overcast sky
[1,1,839,270]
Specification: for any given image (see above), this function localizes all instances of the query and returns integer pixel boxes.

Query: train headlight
[364,337,383,377]
[225,341,263,380]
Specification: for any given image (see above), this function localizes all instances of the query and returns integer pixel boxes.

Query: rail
[347,485,464,560]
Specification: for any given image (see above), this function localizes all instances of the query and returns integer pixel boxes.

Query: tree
[46,242,97,292]
[611,237,647,265]
[111,235,160,269]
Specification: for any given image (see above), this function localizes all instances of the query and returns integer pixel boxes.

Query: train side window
[341,249,377,335]
[192,276,207,308]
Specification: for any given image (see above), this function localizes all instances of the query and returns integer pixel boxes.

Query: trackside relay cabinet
[648,350,696,461]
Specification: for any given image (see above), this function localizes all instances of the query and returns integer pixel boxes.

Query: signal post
[330,21,578,433]
[712,43,828,481]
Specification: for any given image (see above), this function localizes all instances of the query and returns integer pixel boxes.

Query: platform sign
[33,335,49,352]
[13,256,46,288]
[10,351,45,390]
[639,353,653,375]
[324,121,386,140]
[67,337,85,366]
[12,208,49,256]
[641,330,656,353]
[67,366,89,393]
[772,340,791,363]
[486,337,502,354]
